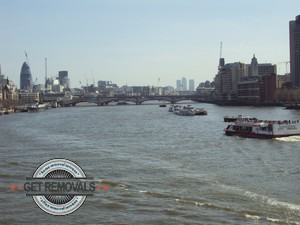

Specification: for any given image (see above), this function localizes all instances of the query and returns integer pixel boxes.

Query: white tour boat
[224,118,300,139]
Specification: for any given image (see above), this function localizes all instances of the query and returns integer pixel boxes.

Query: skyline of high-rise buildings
[189,79,195,91]
[2,14,300,94]
[181,77,187,91]
[290,15,300,87]
[175,77,195,91]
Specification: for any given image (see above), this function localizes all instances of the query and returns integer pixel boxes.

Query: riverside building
[214,55,276,102]
[290,15,300,87]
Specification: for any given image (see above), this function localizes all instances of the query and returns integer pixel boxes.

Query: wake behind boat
[224,117,300,139]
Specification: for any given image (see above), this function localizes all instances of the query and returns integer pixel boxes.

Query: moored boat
[224,118,300,138]
[28,102,47,112]
[284,102,300,109]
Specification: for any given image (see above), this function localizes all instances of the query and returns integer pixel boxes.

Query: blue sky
[0,0,299,88]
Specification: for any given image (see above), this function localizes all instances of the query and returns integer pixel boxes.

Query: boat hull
[28,103,47,112]
[225,130,300,139]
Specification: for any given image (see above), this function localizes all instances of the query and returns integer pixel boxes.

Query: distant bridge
[59,95,211,106]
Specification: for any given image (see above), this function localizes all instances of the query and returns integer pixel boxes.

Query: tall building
[189,79,195,91]
[0,64,4,80]
[250,54,258,76]
[214,62,248,100]
[182,77,187,91]
[290,15,300,87]
[58,71,70,88]
[176,80,181,91]
[20,62,32,91]
[98,80,109,89]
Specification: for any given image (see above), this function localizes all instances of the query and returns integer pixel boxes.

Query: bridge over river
[60,95,211,106]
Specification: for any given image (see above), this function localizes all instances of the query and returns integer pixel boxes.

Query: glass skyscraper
[20,62,32,91]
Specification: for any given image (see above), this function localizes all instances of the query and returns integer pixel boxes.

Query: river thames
[0,103,299,224]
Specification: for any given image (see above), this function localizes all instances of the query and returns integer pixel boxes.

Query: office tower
[182,77,187,91]
[20,62,32,91]
[290,15,300,87]
[176,80,181,90]
[58,71,70,88]
[0,64,4,80]
[189,79,195,91]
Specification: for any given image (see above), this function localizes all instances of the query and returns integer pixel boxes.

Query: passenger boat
[173,105,194,116]
[170,105,207,116]
[168,105,174,112]
[224,115,256,122]
[224,116,239,122]
[194,108,207,116]
[224,118,300,139]
[28,102,47,112]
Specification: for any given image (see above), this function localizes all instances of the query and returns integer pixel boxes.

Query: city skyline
[0,0,299,88]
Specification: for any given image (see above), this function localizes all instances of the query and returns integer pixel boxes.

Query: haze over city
[0,0,299,88]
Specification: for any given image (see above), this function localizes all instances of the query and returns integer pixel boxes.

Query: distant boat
[174,105,195,116]
[159,104,167,107]
[168,105,174,112]
[2,108,10,114]
[28,102,47,112]
[194,108,207,116]
[170,105,207,116]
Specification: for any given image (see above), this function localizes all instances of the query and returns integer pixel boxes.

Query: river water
[0,103,299,224]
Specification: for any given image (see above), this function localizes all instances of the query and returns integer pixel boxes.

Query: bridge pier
[135,96,141,105]
[170,96,176,104]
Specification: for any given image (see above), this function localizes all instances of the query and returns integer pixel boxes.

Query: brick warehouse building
[238,74,276,104]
